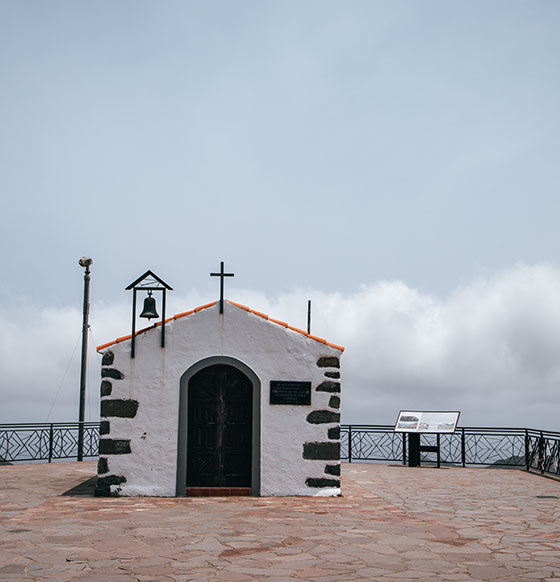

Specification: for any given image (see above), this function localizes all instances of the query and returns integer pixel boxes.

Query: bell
[139,292,159,320]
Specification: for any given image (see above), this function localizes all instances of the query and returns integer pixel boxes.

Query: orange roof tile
[96,340,117,351]
[96,299,344,352]
[174,310,194,319]
[226,300,344,352]
[194,301,217,312]
[96,302,217,351]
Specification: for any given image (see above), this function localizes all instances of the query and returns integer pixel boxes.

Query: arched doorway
[176,357,261,496]
[187,364,252,488]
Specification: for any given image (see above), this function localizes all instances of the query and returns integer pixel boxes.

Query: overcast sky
[1,1,559,430]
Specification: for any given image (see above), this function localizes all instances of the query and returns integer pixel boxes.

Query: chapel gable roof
[96,300,344,352]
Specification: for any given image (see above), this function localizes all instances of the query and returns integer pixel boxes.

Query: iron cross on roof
[210,261,234,314]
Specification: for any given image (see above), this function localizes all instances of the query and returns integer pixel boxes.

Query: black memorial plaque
[270,381,311,405]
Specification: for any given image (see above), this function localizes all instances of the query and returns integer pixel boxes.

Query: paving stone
[1,461,560,581]
[0,564,26,574]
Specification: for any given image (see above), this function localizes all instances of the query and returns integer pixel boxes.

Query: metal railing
[1,422,558,480]
[0,422,99,463]
[341,425,560,478]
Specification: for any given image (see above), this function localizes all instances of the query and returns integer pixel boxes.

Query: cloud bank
[1,263,559,430]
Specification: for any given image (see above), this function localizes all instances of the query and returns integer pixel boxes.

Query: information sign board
[394,410,460,434]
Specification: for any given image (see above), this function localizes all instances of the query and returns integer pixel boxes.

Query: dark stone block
[303,441,340,460]
[101,368,124,380]
[102,351,114,366]
[328,396,340,409]
[324,371,340,379]
[101,399,138,418]
[305,477,340,488]
[328,427,340,440]
[306,410,340,424]
[316,381,340,393]
[317,356,340,368]
[99,439,131,455]
[100,381,112,397]
[96,474,126,487]
[100,421,110,435]
[97,457,108,475]
[325,464,341,476]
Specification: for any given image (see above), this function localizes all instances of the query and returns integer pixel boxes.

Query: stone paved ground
[0,462,559,581]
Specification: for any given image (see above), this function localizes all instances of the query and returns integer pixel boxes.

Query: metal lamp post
[77,256,93,462]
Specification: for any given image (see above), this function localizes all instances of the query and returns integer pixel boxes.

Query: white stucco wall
[98,301,342,497]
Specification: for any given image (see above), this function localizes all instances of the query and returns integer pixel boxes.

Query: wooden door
[187,364,252,487]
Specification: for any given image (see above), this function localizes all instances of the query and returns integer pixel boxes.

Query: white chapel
[95,298,344,497]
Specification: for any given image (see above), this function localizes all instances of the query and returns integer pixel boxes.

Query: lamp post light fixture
[77,256,93,462]
[126,270,172,358]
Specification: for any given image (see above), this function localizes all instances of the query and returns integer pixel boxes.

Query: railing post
[348,426,353,463]
[402,433,407,466]
[524,429,529,471]
[461,428,466,467]
[77,422,84,462]
[6,431,11,462]
[48,424,54,463]
[539,431,544,474]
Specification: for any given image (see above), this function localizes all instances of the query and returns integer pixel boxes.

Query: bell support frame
[126,270,173,358]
